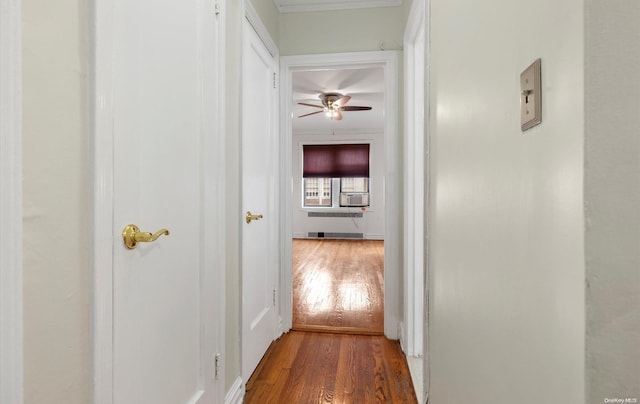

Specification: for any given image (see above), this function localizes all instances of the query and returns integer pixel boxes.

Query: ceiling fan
[298,92,372,121]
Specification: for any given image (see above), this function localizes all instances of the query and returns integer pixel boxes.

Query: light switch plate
[520,58,541,131]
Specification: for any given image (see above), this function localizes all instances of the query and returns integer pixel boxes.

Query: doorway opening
[289,64,386,335]
[279,51,400,339]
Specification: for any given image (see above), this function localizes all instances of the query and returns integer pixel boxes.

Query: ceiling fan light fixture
[297,92,371,120]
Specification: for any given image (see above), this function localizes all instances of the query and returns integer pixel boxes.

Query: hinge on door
[214,1,220,15]
[273,72,277,89]
[272,289,276,307]
[214,353,221,380]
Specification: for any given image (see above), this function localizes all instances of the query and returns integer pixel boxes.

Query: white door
[241,19,279,382]
[106,0,222,402]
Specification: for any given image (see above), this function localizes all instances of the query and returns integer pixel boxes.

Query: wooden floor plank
[332,336,351,404]
[281,332,321,404]
[317,333,341,403]
[372,337,389,403]
[292,239,384,334]
[244,331,417,404]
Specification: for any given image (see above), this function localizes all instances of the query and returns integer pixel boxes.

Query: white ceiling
[273,0,402,13]
[292,66,385,135]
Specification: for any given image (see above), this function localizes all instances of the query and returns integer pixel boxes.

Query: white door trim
[0,1,23,403]
[91,1,227,402]
[279,51,400,338]
[423,2,432,400]
[91,2,116,401]
[404,0,430,401]
[403,0,426,357]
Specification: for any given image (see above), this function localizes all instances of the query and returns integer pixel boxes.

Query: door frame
[403,0,430,401]
[91,1,227,402]
[0,0,23,402]
[279,51,401,338]
[403,0,426,357]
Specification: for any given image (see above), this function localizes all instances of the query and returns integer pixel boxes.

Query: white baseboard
[293,233,384,240]
[398,321,406,353]
[225,377,244,404]
[407,355,424,404]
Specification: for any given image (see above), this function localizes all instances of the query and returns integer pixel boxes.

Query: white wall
[250,0,280,44]
[22,0,90,403]
[292,133,385,239]
[428,0,585,402]
[278,4,410,56]
[585,0,640,402]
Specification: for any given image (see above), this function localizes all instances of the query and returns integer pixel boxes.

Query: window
[304,178,332,207]
[340,177,369,193]
[302,144,371,208]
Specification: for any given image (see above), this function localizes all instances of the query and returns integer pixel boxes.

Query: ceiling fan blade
[334,111,343,121]
[298,110,324,118]
[341,106,372,111]
[335,95,351,107]
[298,102,324,109]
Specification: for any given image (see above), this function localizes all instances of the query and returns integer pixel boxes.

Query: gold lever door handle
[122,224,170,249]
[245,211,263,224]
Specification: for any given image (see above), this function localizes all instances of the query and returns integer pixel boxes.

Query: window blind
[302,144,370,178]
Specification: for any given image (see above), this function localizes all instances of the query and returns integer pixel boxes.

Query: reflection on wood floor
[292,239,384,335]
[244,330,417,404]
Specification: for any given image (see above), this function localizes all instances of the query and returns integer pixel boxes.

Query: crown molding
[273,0,402,13]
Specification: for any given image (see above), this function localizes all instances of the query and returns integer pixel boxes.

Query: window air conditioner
[340,193,369,207]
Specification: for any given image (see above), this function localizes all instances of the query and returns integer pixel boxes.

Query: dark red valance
[303,144,370,178]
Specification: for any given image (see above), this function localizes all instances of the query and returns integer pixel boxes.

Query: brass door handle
[245,211,263,224]
[122,224,170,249]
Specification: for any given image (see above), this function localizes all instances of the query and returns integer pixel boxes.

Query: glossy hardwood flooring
[244,331,417,404]
[292,239,384,335]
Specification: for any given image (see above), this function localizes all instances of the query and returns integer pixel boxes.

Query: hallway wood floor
[292,239,384,335]
[244,331,417,403]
